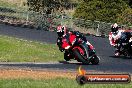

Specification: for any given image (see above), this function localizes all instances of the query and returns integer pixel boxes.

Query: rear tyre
[90,55,100,65]
[73,49,90,64]
[76,59,82,62]
[123,51,128,57]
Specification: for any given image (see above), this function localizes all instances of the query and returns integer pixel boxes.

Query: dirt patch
[0,68,131,80]
[0,69,77,79]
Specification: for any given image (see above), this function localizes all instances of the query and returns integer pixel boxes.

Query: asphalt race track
[0,24,132,73]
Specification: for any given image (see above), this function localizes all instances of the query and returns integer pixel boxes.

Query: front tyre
[73,49,90,64]
[64,52,70,61]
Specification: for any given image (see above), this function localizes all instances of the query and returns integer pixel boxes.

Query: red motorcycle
[61,34,100,65]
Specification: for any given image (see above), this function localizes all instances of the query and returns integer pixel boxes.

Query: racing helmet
[57,25,67,37]
[111,23,119,33]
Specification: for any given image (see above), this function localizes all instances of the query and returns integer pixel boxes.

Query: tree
[117,8,132,26]
[27,0,78,12]
[27,0,53,12]
[123,0,132,8]
[74,0,128,23]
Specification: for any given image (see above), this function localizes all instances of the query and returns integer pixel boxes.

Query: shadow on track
[59,61,100,66]
[109,56,132,59]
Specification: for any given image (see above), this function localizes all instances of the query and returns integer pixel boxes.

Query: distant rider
[109,23,132,56]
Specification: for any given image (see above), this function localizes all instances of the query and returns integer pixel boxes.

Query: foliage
[74,0,128,23]
[123,0,132,8]
[27,0,78,12]
[117,8,132,26]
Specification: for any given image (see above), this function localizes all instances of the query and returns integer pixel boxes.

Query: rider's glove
[76,31,81,37]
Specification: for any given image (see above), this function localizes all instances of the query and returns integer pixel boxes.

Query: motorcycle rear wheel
[90,55,100,65]
[73,48,90,64]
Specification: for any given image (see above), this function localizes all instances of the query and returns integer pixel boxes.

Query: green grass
[0,35,63,62]
[0,0,27,10]
[0,0,17,9]
[0,0,29,20]
[0,78,131,88]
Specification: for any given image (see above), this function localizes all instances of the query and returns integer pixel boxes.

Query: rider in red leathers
[56,25,94,61]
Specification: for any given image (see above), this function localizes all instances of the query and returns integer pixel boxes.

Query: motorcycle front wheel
[64,52,71,61]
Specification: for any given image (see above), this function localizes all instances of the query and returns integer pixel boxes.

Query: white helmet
[111,23,119,33]
[57,25,67,37]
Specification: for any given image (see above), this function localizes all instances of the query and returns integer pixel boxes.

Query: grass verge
[0,35,63,62]
[0,78,131,88]
[0,0,27,10]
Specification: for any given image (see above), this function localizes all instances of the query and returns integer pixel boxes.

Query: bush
[74,0,128,23]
